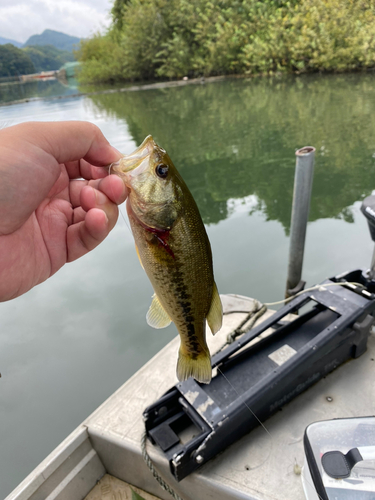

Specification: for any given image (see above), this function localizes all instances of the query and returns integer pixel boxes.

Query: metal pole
[285,146,316,298]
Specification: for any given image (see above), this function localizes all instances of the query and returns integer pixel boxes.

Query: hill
[0,37,22,48]
[0,44,35,77]
[24,30,81,52]
[23,45,75,72]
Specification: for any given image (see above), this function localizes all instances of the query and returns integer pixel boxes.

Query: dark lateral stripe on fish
[185,325,203,355]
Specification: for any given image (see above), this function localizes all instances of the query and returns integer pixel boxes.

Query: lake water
[1,73,375,498]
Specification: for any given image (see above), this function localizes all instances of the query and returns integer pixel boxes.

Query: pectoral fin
[146,294,172,329]
[135,244,144,270]
[207,282,223,335]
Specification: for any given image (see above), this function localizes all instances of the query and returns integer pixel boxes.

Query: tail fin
[177,348,212,384]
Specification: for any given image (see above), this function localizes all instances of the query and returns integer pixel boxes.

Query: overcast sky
[0,0,113,43]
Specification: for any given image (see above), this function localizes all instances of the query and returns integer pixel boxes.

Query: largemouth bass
[112,136,222,384]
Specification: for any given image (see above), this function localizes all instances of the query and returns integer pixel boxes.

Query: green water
[1,73,375,498]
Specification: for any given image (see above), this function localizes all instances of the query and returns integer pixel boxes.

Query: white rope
[264,281,364,306]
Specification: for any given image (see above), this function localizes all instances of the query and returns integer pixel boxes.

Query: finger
[67,208,112,262]
[72,206,86,224]
[8,121,122,167]
[69,179,88,208]
[92,175,128,205]
[49,122,122,166]
[65,159,110,181]
[70,175,127,209]
[72,175,127,210]
[80,186,119,231]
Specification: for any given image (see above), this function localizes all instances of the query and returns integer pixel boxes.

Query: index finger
[13,121,122,167]
[65,159,111,181]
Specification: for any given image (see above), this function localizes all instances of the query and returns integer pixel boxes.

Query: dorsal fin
[146,294,172,329]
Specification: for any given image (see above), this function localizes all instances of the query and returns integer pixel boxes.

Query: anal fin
[146,293,172,329]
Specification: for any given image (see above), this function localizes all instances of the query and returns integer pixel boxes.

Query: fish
[112,135,222,384]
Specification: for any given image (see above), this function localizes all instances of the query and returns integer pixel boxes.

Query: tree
[0,44,35,77]
[111,0,132,30]
[23,45,75,72]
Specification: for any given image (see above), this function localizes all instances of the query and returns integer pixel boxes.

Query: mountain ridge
[0,37,23,48]
[0,30,81,76]
[24,29,82,52]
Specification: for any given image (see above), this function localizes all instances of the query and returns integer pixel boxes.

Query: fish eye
[155,164,169,179]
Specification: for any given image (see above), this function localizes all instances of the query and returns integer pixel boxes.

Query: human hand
[0,121,127,302]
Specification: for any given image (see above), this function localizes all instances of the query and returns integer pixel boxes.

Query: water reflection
[87,74,375,230]
[0,78,79,104]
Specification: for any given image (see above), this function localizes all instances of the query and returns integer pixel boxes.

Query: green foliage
[0,44,35,77]
[78,0,375,83]
[23,45,75,72]
[24,29,81,52]
[76,34,127,83]
[116,0,170,80]
[241,0,375,74]
[111,0,132,30]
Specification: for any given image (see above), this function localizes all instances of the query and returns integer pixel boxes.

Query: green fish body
[112,136,222,383]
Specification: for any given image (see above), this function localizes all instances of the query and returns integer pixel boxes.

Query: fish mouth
[111,135,156,180]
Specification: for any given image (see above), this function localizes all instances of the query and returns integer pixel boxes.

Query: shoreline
[0,74,232,107]
[2,68,374,107]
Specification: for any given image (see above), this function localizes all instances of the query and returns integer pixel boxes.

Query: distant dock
[20,71,58,82]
